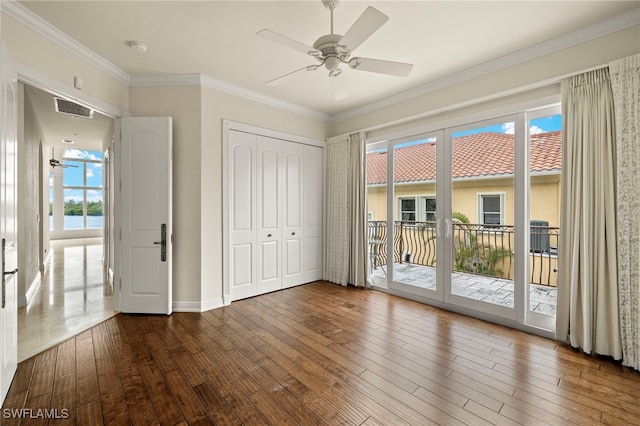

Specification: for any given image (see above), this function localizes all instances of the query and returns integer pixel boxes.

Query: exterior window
[479,194,502,225]
[62,149,104,230]
[423,197,436,222]
[399,198,416,221]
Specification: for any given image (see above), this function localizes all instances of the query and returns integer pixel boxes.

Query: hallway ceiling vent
[54,97,94,119]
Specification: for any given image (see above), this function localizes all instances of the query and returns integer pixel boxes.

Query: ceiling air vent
[54,97,93,119]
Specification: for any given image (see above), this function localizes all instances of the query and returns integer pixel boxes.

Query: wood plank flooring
[3,281,640,425]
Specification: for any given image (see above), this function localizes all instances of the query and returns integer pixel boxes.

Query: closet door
[228,131,257,300]
[282,141,304,288]
[256,136,282,294]
[303,145,323,282]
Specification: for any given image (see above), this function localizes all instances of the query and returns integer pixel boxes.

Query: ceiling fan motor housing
[313,34,350,71]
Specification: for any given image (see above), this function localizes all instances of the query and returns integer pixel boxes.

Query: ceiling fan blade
[348,57,413,77]
[266,65,319,86]
[256,29,319,56]
[339,6,388,52]
[329,72,349,100]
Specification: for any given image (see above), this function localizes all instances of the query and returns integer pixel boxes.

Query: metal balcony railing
[368,220,559,287]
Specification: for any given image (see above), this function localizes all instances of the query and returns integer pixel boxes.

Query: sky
[60,149,103,203]
[453,114,562,137]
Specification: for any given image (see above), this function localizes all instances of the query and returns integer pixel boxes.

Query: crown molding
[200,74,330,122]
[131,73,329,121]
[2,0,130,85]
[5,0,637,125]
[330,7,640,123]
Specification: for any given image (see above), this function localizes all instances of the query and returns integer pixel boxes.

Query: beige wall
[17,82,45,306]
[1,15,129,112]
[332,25,640,138]
[130,85,203,304]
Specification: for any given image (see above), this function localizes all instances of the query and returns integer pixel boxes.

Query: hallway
[18,238,116,362]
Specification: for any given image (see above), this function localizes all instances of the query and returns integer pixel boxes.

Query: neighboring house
[366,131,563,228]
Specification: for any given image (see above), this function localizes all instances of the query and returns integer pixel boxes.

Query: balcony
[368,220,559,315]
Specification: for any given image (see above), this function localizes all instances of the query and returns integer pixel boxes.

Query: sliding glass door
[366,132,444,300]
[366,106,562,331]
[445,116,518,320]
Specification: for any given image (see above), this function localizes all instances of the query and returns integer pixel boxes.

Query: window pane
[87,189,103,229]
[401,199,415,210]
[63,162,83,186]
[483,195,500,213]
[425,198,436,211]
[64,189,84,230]
[451,121,514,308]
[86,163,103,188]
[64,148,102,161]
[401,212,416,221]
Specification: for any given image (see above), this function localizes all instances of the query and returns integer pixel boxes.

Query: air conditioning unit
[530,220,549,253]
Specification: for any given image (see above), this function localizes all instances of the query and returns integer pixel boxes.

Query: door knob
[3,268,18,276]
[267,234,272,238]
[292,232,296,235]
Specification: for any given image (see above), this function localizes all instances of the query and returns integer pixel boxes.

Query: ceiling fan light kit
[257,0,414,99]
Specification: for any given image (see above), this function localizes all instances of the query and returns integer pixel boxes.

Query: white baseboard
[172,297,224,313]
[20,273,42,307]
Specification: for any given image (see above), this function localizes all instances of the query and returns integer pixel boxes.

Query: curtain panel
[325,132,368,287]
[556,68,622,360]
[611,53,640,370]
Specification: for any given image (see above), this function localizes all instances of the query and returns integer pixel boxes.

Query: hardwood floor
[2,281,639,425]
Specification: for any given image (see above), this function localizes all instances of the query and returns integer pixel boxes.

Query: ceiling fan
[257,0,413,100]
[49,158,78,169]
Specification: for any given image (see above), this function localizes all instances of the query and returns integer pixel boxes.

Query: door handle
[2,239,17,309]
[154,224,167,262]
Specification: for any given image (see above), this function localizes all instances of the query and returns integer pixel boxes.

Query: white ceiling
[16,0,640,119]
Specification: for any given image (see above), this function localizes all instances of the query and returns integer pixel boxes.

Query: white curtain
[325,132,368,287]
[556,67,622,360]
[611,54,640,370]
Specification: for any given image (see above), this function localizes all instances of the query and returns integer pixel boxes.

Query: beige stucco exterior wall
[367,174,561,228]
[200,86,328,304]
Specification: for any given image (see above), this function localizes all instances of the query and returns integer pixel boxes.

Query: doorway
[18,84,116,360]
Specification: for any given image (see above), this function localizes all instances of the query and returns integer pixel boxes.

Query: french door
[367,108,560,331]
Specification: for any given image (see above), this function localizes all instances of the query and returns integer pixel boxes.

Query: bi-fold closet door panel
[228,130,258,301]
[282,142,304,289]
[257,136,282,294]
[302,145,323,283]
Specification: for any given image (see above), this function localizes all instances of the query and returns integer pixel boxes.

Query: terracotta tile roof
[366,131,562,185]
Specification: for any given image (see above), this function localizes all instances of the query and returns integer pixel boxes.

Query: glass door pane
[527,109,562,330]
[389,133,442,298]
[449,119,516,314]
[366,144,388,287]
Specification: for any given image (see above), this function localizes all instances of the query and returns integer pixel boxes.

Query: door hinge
[119,228,122,241]
[119,278,122,290]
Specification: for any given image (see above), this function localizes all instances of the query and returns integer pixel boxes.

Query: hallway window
[62,149,103,230]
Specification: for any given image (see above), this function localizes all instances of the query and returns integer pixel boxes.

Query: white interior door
[257,136,282,294]
[228,130,257,300]
[118,117,172,314]
[303,145,323,282]
[0,38,18,406]
[282,141,304,288]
